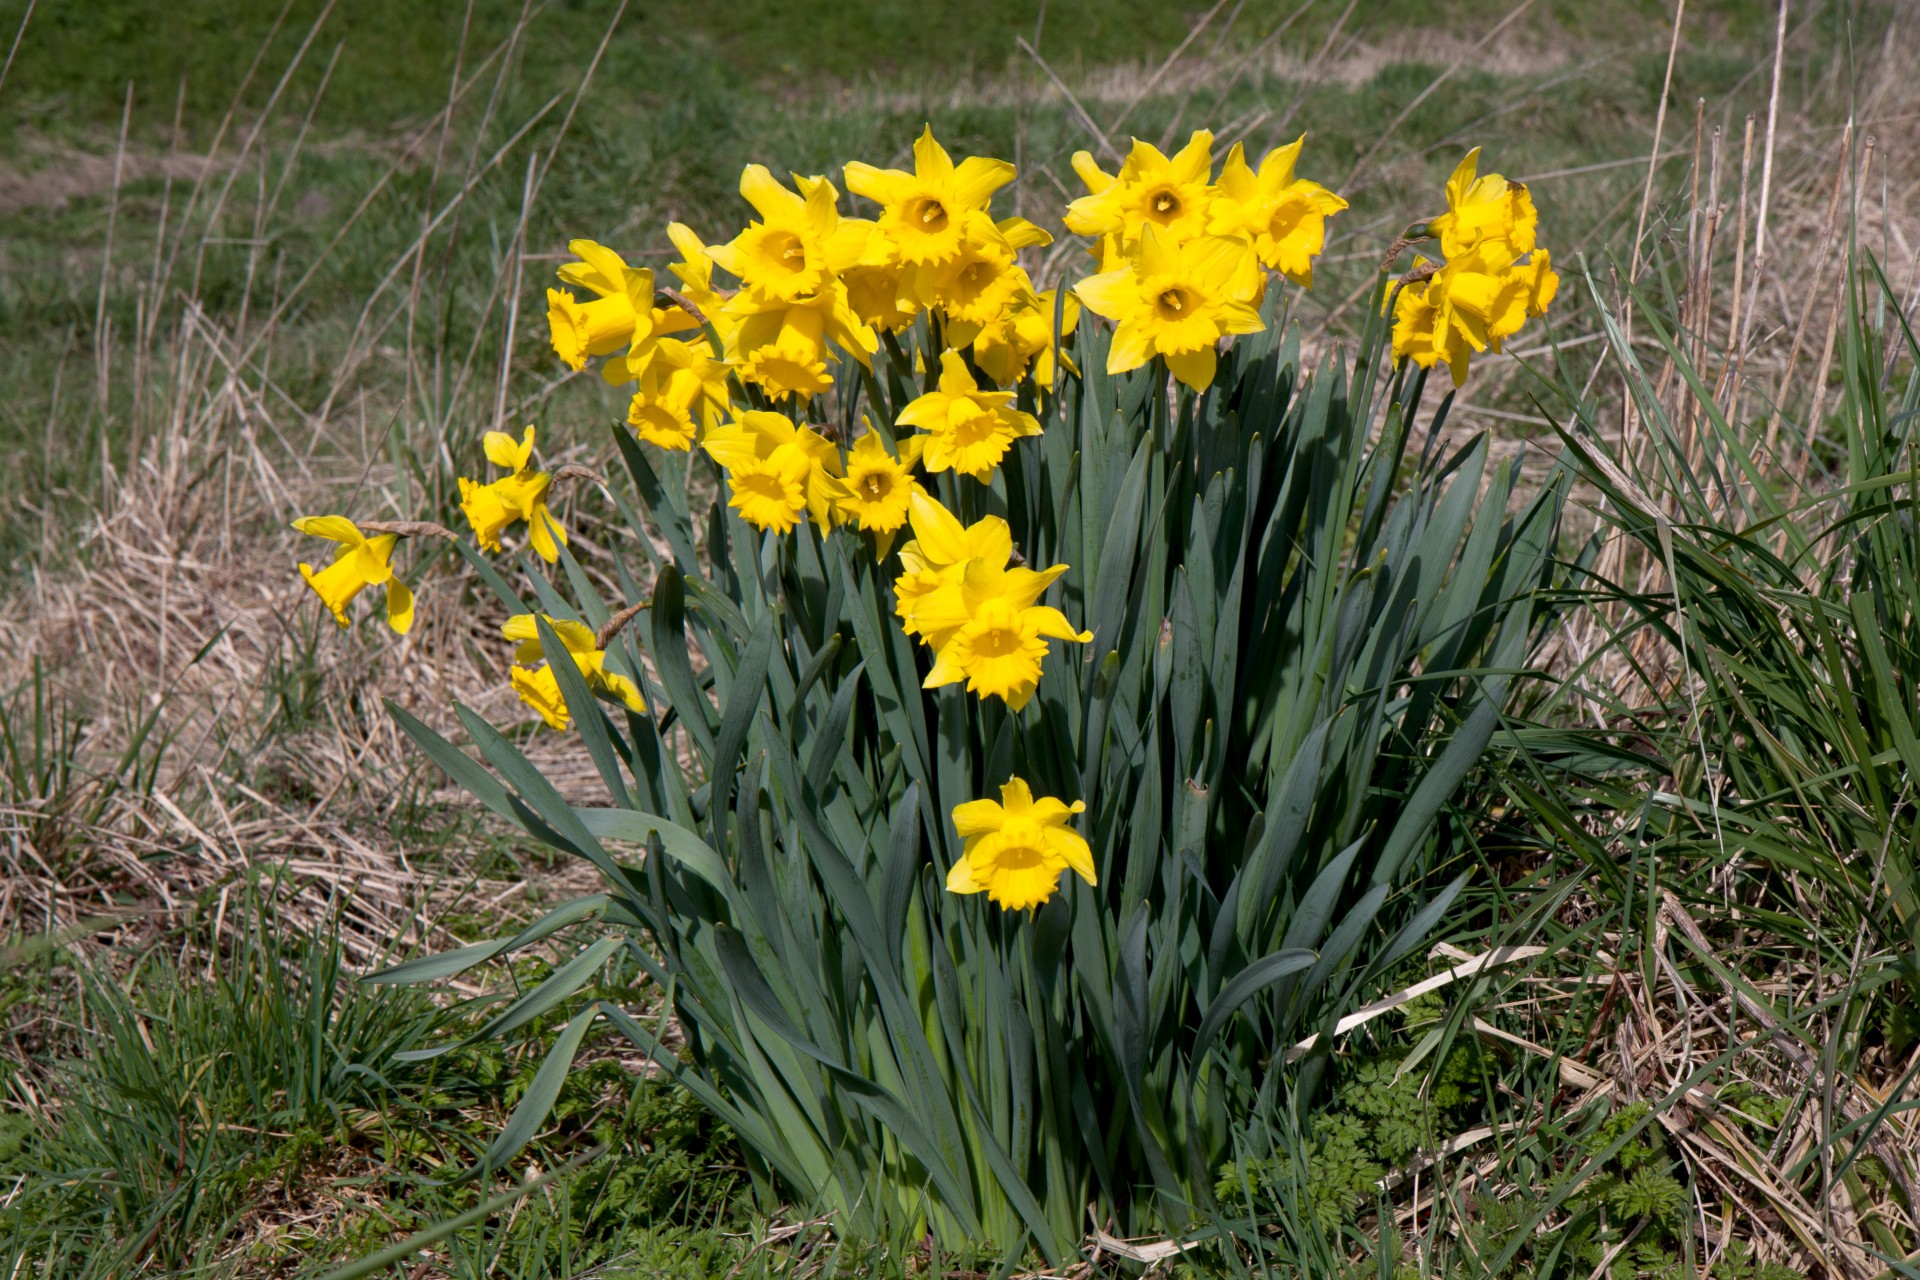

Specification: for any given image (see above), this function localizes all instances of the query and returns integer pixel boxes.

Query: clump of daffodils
[1387,149,1560,385]
[293,125,1557,913]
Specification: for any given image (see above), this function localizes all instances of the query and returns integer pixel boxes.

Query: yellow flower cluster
[1388,149,1560,385]
[294,127,1557,911]
[893,493,1091,713]
[1068,131,1347,391]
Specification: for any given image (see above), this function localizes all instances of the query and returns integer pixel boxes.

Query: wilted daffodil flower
[844,125,1016,268]
[946,777,1095,910]
[703,410,845,534]
[898,350,1043,480]
[547,240,668,372]
[1074,224,1265,392]
[916,560,1091,711]
[1066,132,1217,249]
[1206,137,1348,288]
[292,516,414,634]
[457,425,568,561]
[503,613,646,732]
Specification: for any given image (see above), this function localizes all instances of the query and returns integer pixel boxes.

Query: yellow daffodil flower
[1389,265,1472,387]
[971,289,1080,389]
[726,281,879,400]
[626,338,733,450]
[664,221,732,326]
[504,613,645,731]
[703,410,844,534]
[708,167,871,303]
[917,560,1090,710]
[894,491,1014,642]
[1065,132,1216,247]
[292,515,414,634]
[844,126,1017,267]
[1206,137,1347,287]
[1388,245,1558,386]
[1428,148,1538,259]
[945,776,1095,910]
[841,255,920,333]
[1073,224,1265,392]
[457,425,568,561]
[834,432,926,537]
[546,240,661,372]
[897,350,1043,480]
[1443,243,1558,354]
[926,214,1050,333]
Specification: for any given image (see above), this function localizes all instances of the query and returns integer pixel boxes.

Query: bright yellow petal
[291,515,364,545]
[384,576,415,634]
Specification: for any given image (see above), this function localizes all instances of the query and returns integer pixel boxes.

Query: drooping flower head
[503,613,645,731]
[547,240,667,372]
[457,425,568,561]
[844,126,1017,267]
[897,350,1043,481]
[1073,224,1265,391]
[1065,132,1216,248]
[1206,137,1348,288]
[702,410,844,534]
[945,777,1095,910]
[293,516,414,634]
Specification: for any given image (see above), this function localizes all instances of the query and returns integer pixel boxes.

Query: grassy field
[1,0,1917,1275]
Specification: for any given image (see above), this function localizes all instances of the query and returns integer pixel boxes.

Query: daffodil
[702,410,844,534]
[457,425,567,561]
[547,240,661,372]
[292,516,414,634]
[1441,243,1559,356]
[1065,132,1216,247]
[843,126,1017,267]
[945,777,1095,910]
[1073,223,1265,392]
[897,350,1042,480]
[922,214,1050,331]
[726,282,878,400]
[1388,245,1558,387]
[971,288,1080,389]
[834,432,926,537]
[504,613,645,731]
[893,491,1014,642]
[1388,265,1472,387]
[917,560,1090,710]
[1207,137,1347,287]
[1428,148,1538,259]
[626,338,732,450]
[708,167,871,302]
[841,255,920,333]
